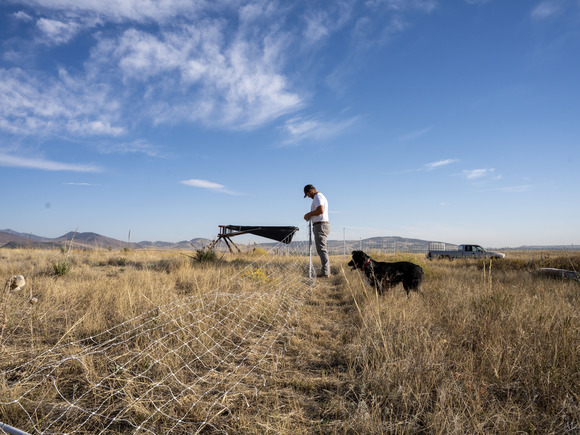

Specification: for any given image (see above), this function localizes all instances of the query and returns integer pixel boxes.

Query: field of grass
[1,248,579,433]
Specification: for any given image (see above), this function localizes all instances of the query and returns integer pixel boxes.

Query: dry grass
[1,248,579,433]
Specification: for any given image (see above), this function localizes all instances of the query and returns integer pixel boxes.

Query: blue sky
[1,0,579,247]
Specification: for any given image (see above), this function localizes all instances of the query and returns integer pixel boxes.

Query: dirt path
[228,272,362,433]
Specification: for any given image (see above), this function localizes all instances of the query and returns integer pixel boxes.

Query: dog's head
[348,250,370,271]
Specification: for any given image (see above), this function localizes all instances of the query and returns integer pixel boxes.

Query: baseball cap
[303,184,314,197]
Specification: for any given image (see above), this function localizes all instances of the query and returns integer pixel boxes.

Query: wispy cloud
[281,115,358,145]
[365,0,437,14]
[531,1,563,20]
[0,68,124,137]
[462,168,499,180]
[425,159,459,169]
[494,185,533,193]
[0,153,101,172]
[36,18,80,45]
[13,11,33,21]
[1,0,440,149]
[89,23,303,130]
[302,2,356,46]
[63,182,100,186]
[1,2,303,137]
[397,127,432,142]
[464,0,492,5]
[181,179,224,189]
[17,0,213,24]
[389,158,458,175]
[180,179,239,195]
[95,139,161,157]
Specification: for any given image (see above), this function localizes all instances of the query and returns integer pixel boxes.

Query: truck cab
[460,244,485,254]
[426,243,505,260]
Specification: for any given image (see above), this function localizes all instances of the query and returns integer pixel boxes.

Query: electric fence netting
[1,224,316,434]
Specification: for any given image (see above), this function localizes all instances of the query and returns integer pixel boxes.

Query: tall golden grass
[337,252,580,433]
[1,248,579,433]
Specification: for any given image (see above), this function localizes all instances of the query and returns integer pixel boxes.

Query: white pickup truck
[426,244,505,260]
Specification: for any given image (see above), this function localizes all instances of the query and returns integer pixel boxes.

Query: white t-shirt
[311,192,329,223]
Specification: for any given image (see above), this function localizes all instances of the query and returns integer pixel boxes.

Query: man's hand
[304,205,324,221]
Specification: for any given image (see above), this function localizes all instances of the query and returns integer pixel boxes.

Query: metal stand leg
[0,421,31,435]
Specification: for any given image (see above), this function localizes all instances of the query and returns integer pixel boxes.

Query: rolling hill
[0,229,214,251]
[1,229,575,251]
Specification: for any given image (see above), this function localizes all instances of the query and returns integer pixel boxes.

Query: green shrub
[53,260,72,276]
[194,249,217,263]
[108,257,128,266]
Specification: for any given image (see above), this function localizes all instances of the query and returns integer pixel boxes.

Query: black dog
[348,250,423,295]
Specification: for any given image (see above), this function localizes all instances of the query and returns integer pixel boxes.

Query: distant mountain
[0,231,36,246]
[188,238,214,249]
[1,240,64,250]
[325,236,436,254]
[0,229,48,241]
[136,240,178,249]
[0,230,63,249]
[3,229,423,252]
[53,232,137,249]
[1,229,576,251]
[244,235,439,255]
[136,238,213,250]
[0,229,216,250]
[364,236,433,245]
[505,245,579,251]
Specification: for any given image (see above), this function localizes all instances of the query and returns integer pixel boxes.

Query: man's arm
[304,205,325,221]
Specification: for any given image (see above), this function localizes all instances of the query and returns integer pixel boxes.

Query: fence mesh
[0,230,314,434]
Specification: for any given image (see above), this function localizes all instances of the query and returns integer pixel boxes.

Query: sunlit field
[1,248,579,433]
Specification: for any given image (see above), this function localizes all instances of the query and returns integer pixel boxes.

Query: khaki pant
[313,223,330,276]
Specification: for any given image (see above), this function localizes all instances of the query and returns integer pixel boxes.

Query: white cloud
[462,168,496,179]
[14,11,34,21]
[397,127,432,141]
[366,0,437,13]
[0,67,124,137]
[12,0,215,23]
[0,152,101,172]
[302,2,355,45]
[425,159,459,169]
[281,115,358,144]
[1,0,439,144]
[180,178,240,195]
[389,158,458,175]
[64,182,100,186]
[2,2,305,135]
[531,1,562,20]
[90,24,302,129]
[495,185,533,193]
[36,18,80,44]
[464,0,492,5]
[96,139,160,157]
[181,179,225,189]
[304,13,330,43]
[283,117,323,137]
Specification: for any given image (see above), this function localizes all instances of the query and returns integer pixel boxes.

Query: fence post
[308,222,313,279]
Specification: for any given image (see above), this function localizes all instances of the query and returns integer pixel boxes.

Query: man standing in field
[303,184,330,277]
